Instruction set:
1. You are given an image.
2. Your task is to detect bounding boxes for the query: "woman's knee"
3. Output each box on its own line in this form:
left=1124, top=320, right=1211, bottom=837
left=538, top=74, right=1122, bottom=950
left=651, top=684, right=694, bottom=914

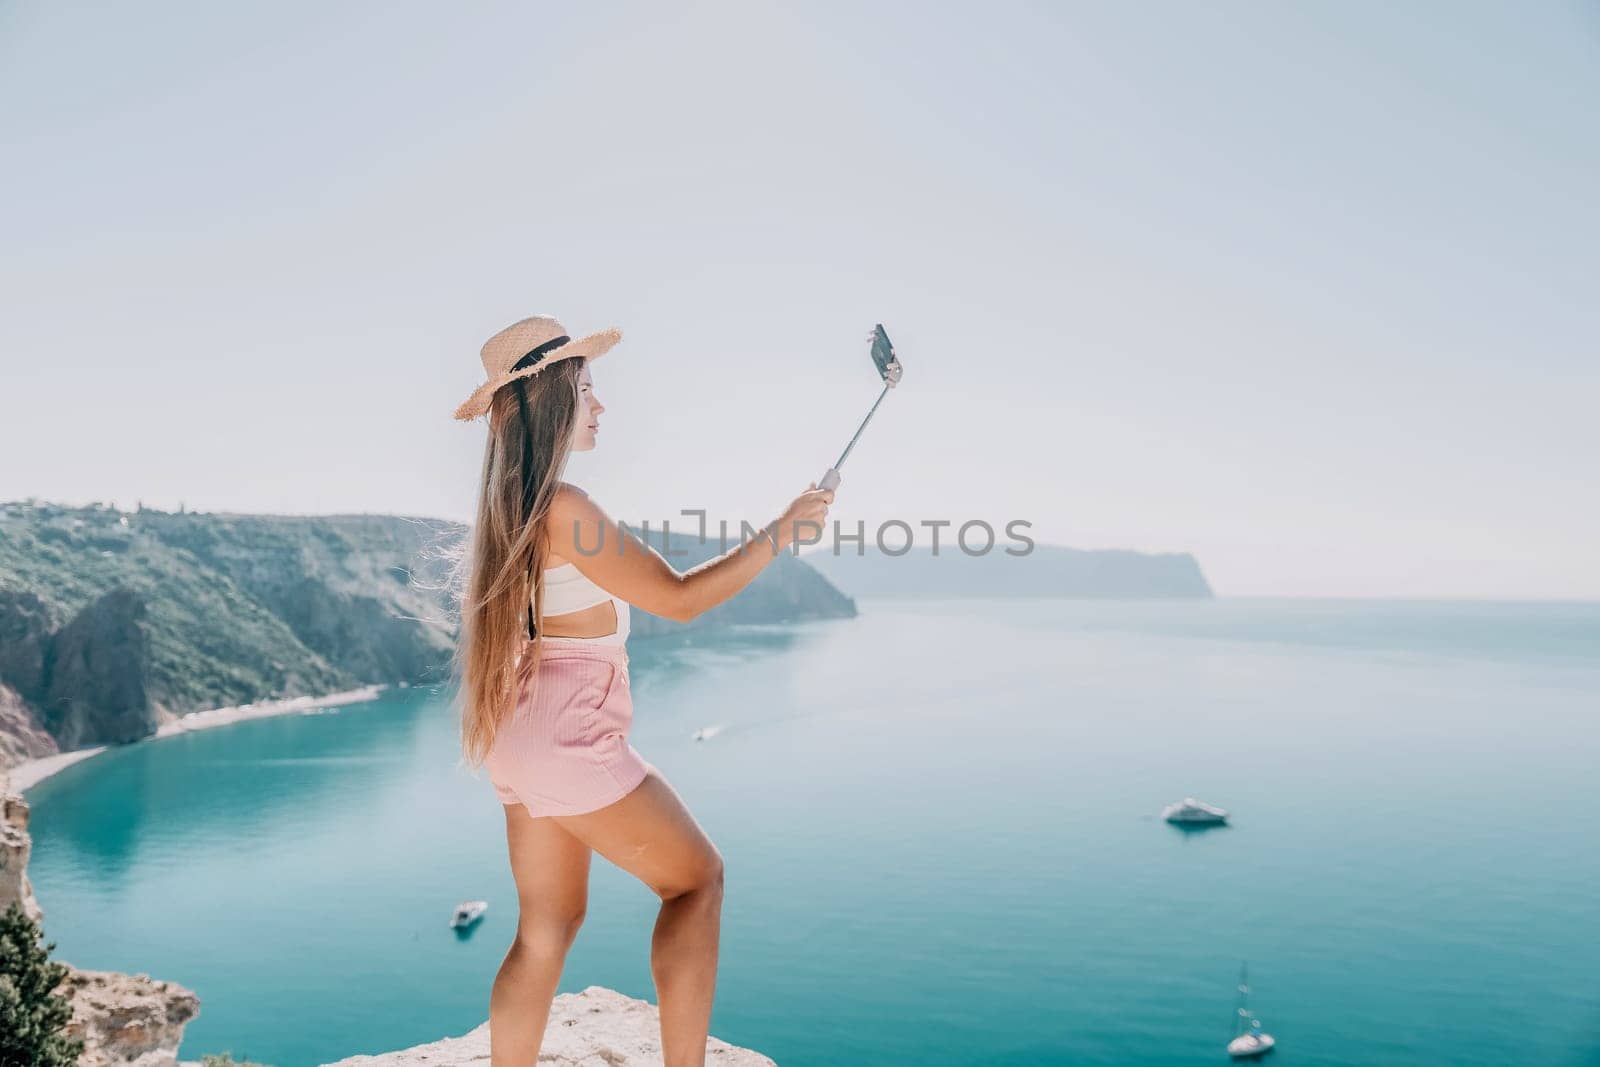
left=658, top=849, right=724, bottom=902
left=514, top=908, right=586, bottom=956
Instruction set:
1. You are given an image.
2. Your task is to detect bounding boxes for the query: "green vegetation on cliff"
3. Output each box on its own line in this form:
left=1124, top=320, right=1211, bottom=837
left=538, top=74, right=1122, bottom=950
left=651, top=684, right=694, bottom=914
left=0, top=503, right=456, bottom=722
left=0, top=500, right=856, bottom=763
left=0, top=901, right=85, bottom=1067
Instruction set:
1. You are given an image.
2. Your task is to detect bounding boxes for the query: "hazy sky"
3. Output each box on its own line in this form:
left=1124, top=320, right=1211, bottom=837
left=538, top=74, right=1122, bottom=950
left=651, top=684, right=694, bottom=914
left=3, top=2, right=1595, bottom=598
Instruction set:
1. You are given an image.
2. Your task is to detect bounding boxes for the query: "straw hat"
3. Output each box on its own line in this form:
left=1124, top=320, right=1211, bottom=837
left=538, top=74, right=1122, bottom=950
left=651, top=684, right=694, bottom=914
left=453, top=314, right=622, bottom=421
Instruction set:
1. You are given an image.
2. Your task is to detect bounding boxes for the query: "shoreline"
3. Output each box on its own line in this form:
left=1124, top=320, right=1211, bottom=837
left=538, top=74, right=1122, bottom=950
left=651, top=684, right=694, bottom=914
left=3, top=683, right=394, bottom=795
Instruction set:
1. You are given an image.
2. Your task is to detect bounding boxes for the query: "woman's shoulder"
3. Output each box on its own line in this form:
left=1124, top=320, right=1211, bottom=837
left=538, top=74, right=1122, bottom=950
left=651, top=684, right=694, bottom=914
left=550, top=481, right=621, bottom=528
left=549, top=481, right=595, bottom=513
left=544, top=483, right=593, bottom=571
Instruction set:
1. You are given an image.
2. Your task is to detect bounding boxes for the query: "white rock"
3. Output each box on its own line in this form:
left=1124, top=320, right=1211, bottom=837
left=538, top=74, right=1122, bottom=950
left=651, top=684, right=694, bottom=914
left=322, top=984, right=777, bottom=1066
left=60, top=965, right=201, bottom=1067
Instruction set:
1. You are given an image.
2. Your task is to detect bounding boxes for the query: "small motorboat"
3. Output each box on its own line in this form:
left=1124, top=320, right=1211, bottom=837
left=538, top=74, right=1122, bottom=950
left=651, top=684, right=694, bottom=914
left=1226, top=962, right=1276, bottom=1059
left=692, top=725, right=724, bottom=742
left=449, top=900, right=488, bottom=929
left=1162, top=796, right=1228, bottom=824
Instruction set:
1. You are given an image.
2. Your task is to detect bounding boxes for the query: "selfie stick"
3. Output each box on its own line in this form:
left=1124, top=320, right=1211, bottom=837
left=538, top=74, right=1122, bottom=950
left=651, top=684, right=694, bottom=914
left=818, top=324, right=903, bottom=492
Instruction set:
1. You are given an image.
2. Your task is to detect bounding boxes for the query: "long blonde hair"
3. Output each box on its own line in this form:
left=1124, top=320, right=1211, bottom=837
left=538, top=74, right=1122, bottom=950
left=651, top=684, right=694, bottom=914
left=451, top=358, right=584, bottom=768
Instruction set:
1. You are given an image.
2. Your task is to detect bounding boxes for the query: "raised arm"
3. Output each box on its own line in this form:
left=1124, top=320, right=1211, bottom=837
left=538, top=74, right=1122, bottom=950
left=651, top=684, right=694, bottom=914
left=545, top=482, right=835, bottom=624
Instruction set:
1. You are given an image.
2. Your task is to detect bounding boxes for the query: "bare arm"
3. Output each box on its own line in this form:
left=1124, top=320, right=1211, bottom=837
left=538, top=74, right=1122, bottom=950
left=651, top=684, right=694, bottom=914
left=545, top=483, right=835, bottom=624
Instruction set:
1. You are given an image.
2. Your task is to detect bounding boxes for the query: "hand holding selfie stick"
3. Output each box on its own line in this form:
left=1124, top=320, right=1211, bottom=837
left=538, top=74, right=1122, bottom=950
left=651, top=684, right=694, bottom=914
left=818, top=324, right=903, bottom=492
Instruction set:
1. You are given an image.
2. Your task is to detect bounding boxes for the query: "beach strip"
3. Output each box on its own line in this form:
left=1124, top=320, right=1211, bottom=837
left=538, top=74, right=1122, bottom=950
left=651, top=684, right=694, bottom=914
left=4, top=683, right=393, bottom=794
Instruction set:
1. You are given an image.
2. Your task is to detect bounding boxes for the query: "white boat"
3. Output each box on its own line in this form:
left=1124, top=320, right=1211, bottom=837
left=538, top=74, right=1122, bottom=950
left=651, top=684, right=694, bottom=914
left=1227, top=1032, right=1276, bottom=1060
left=449, top=900, right=488, bottom=929
left=1226, top=962, right=1276, bottom=1059
left=1162, top=796, right=1228, bottom=824
left=692, top=725, right=724, bottom=742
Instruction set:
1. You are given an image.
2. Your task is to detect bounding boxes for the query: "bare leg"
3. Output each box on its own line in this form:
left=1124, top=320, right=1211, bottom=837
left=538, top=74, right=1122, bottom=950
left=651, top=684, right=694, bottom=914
left=555, top=767, right=725, bottom=1067
left=490, top=803, right=592, bottom=1065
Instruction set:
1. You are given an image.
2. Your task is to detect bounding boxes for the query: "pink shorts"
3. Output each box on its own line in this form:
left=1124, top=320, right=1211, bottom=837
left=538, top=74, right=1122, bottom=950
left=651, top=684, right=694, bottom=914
left=484, top=638, right=655, bottom=817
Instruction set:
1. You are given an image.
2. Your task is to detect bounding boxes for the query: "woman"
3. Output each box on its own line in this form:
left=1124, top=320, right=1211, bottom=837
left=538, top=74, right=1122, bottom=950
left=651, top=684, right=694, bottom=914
left=449, top=314, right=835, bottom=1066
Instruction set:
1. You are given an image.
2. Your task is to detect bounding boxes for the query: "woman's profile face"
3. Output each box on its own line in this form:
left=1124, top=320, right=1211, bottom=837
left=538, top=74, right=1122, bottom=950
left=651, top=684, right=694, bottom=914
left=571, top=363, right=605, bottom=451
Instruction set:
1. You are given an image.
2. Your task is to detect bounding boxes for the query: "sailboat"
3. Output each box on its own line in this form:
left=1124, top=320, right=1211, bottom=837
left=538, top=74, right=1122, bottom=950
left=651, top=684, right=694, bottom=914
left=1226, top=962, right=1276, bottom=1059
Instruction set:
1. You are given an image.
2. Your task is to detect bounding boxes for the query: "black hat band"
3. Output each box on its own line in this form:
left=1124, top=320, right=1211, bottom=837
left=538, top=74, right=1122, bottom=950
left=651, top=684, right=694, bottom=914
left=511, top=335, right=571, bottom=373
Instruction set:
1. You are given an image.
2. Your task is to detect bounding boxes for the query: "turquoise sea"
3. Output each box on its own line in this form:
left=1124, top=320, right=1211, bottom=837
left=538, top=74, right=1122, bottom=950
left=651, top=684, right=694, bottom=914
left=24, top=598, right=1600, bottom=1066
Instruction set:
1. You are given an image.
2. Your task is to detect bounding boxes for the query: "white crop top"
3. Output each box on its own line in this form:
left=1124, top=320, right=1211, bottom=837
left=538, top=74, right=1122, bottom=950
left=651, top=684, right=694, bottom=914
left=535, top=562, right=630, bottom=646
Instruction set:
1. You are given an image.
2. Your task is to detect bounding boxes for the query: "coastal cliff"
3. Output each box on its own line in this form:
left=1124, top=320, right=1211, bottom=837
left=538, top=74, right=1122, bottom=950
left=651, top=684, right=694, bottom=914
left=1, top=791, right=41, bottom=922
left=0, top=500, right=856, bottom=773
left=0, top=502, right=457, bottom=769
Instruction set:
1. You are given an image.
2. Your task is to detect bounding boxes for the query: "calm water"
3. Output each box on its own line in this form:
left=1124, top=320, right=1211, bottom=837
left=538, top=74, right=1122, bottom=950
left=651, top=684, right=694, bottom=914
left=25, top=599, right=1600, bottom=1066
